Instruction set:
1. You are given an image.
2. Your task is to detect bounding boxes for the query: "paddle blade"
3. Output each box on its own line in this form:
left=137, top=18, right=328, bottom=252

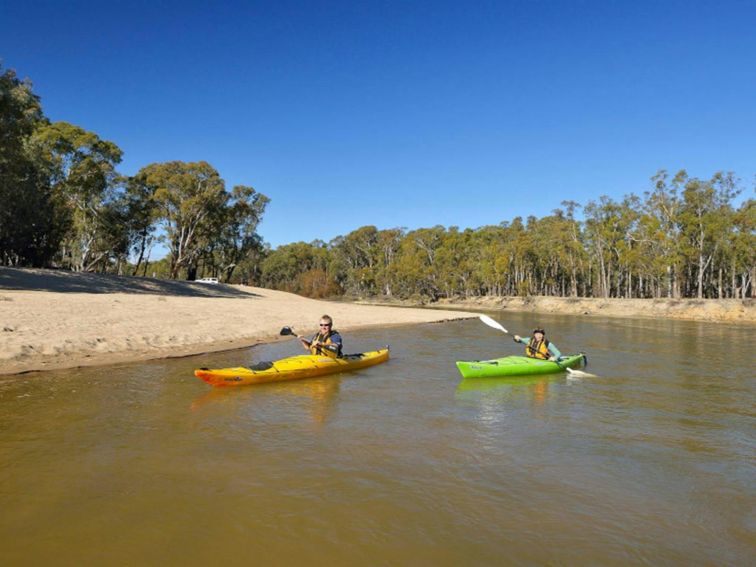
left=566, top=368, right=597, bottom=379
left=280, top=326, right=294, bottom=336
left=478, top=314, right=508, bottom=334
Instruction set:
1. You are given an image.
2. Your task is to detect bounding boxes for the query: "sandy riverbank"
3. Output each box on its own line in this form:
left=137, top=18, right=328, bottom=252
left=0, top=267, right=476, bottom=376
left=428, top=295, right=755, bottom=323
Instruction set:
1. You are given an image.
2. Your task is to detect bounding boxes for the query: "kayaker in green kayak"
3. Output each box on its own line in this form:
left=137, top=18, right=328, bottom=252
left=513, top=328, right=562, bottom=361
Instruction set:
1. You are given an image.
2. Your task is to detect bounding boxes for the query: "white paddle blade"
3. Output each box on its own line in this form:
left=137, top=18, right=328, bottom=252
left=566, top=368, right=596, bottom=378
left=478, top=314, right=508, bottom=334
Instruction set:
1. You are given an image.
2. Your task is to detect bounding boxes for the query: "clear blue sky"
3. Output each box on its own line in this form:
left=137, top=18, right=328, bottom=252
left=3, top=0, right=755, bottom=248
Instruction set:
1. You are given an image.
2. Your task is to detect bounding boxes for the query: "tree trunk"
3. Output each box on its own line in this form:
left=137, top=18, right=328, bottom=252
left=718, top=268, right=723, bottom=298
left=132, top=231, right=148, bottom=276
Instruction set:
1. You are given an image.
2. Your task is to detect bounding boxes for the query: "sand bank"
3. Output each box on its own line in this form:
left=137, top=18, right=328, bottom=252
left=430, top=295, right=755, bottom=323
left=0, top=267, right=476, bottom=376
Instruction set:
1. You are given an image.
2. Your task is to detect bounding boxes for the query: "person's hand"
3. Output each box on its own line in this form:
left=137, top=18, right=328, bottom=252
left=548, top=356, right=557, bottom=362
left=514, top=334, right=521, bottom=342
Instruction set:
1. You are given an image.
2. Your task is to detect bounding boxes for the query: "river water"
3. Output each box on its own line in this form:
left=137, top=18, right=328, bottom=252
left=1, top=312, right=754, bottom=565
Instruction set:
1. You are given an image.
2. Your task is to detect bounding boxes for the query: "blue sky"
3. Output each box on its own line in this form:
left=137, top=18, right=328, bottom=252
left=3, top=0, right=755, bottom=249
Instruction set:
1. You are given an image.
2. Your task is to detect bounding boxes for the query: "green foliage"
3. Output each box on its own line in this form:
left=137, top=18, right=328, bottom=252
left=0, top=65, right=63, bottom=266
left=259, top=171, right=753, bottom=301
left=0, top=63, right=751, bottom=299
left=261, top=241, right=337, bottom=295
left=206, top=185, right=270, bottom=282
left=131, top=162, right=270, bottom=282
left=28, top=121, right=124, bottom=271
left=0, top=63, right=269, bottom=280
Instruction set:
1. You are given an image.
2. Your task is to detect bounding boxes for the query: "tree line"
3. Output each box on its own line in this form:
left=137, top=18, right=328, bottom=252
left=260, top=172, right=753, bottom=300
left=0, top=65, right=268, bottom=282
left=2, top=64, right=753, bottom=300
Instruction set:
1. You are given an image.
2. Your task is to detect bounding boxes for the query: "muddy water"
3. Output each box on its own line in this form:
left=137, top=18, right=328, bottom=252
left=1, top=313, right=754, bottom=565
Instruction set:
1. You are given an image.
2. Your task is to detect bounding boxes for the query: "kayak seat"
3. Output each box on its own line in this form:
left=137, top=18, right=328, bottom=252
left=248, top=361, right=274, bottom=371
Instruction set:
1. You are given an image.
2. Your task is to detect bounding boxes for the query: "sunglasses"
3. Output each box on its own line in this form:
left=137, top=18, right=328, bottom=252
left=320, top=323, right=331, bottom=327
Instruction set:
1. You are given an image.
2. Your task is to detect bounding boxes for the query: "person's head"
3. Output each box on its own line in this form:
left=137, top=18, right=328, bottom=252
left=532, top=328, right=545, bottom=340
left=319, top=315, right=333, bottom=332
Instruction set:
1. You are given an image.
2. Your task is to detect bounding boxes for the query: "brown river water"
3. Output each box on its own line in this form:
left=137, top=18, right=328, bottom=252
left=1, top=312, right=754, bottom=566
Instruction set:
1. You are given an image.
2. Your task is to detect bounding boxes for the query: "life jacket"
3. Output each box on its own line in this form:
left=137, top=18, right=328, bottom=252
left=310, top=329, right=342, bottom=358
left=525, top=337, right=550, bottom=360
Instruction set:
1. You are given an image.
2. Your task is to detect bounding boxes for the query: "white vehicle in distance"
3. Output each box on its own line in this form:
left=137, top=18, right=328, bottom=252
left=195, top=277, right=219, bottom=284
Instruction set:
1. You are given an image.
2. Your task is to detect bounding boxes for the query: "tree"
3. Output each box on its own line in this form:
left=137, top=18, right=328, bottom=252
left=331, top=226, right=381, bottom=296
left=729, top=198, right=755, bottom=298
left=0, top=65, right=63, bottom=266
left=394, top=226, right=446, bottom=300
left=641, top=171, right=685, bottom=297
left=206, top=185, right=270, bottom=283
left=138, top=161, right=227, bottom=279
left=123, top=173, right=161, bottom=276
left=260, top=241, right=337, bottom=296
left=27, top=121, right=124, bottom=271
left=375, top=228, right=404, bottom=296
left=679, top=172, right=740, bottom=298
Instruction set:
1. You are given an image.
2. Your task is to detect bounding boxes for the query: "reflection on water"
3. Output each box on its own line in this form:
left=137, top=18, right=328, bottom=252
left=456, top=374, right=559, bottom=408
left=0, top=314, right=754, bottom=565
left=191, top=377, right=341, bottom=427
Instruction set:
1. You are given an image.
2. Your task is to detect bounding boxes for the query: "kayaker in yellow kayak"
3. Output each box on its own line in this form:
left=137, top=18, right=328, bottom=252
left=299, top=315, right=343, bottom=358
left=513, top=328, right=562, bottom=361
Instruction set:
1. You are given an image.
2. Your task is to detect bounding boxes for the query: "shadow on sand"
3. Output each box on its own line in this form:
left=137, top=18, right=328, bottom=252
left=0, top=267, right=260, bottom=298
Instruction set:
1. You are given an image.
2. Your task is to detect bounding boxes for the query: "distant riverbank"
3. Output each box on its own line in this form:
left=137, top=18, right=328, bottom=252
left=354, top=295, right=755, bottom=324
left=0, top=267, right=476, bottom=376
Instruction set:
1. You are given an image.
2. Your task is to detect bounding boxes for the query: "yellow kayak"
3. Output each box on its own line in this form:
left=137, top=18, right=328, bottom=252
left=194, top=348, right=390, bottom=387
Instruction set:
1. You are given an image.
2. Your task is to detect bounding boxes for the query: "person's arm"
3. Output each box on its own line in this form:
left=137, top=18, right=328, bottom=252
left=300, top=335, right=313, bottom=351
left=513, top=335, right=528, bottom=345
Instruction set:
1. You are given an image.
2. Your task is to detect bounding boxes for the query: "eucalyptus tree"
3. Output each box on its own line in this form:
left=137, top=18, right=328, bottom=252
left=232, top=240, right=270, bottom=286
left=204, top=185, right=270, bottom=282
left=123, top=172, right=161, bottom=276
left=27, top=121, right=124, bottom=271
left=729, top=198, right=755, bottom=298
left=434, top=227, right=478, bottom=298
left=294, top=240, right=339, bottom=298
left=678, top=172, right=740, bottom=298
left=482, top=218, right=528, bottom=297
left=583, top=196, right=636, bottom=298
left=393, top=226, right=446, bottom=299
left=471, top=225, right=509, bottom=297
left=375, top=228, right=404, bottom=296
left=260, top=241, right=335, bottom=295
left=640, top=170, right=686, bottom=297
left=330, top=226, right=382, bottom=296
left=558, top=201, right=586, bottom=297
left=0, top=66, right=62, bottom=266
left=137, top=161, right=227, bottom=279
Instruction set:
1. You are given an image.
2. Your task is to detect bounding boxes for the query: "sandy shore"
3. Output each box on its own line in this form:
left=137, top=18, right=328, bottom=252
left=431, top=295, right=755, bottom=323
left=0, top=267, right=476, bottom=376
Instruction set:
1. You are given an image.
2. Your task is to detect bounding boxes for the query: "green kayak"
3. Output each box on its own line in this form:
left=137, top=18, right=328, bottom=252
left=455, top=353, right=586, bottom=379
